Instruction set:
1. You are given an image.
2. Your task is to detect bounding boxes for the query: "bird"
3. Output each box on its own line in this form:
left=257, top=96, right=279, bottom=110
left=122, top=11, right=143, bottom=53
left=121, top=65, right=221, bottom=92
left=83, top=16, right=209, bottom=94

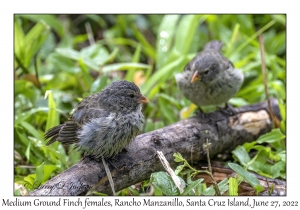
left=175, top=40, right=244, bottom=113
left=45, top=80, right=149, bottom=159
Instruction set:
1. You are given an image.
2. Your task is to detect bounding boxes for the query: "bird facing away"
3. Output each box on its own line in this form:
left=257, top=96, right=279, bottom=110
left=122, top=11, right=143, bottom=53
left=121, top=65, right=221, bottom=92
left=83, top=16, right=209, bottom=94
left=45, top=80, right=149, bottom=159
left=175, top=40, right=244, bottom=108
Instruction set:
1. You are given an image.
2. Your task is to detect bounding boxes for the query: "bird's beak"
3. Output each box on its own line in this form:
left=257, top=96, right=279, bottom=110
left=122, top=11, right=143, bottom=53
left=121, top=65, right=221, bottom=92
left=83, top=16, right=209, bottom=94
left=137, top=95, right=149, bottom=104
left=191, top=70, right=201, bottom=83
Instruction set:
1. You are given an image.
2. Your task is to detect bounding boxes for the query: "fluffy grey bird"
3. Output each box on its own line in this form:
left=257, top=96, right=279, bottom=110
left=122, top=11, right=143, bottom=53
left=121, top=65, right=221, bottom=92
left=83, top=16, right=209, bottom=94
left=175, top=40, right=244, bottom=110
left=45, top=80, right=149, bottom=159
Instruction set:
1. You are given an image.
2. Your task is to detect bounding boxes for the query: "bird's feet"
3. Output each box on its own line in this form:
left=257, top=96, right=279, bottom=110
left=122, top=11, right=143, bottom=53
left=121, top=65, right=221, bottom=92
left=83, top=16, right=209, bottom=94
left=194, top=107, right=207, bottom=118
left=217, top=103, right=239, bottom=122
left=217, top=103, right=237, bottom=115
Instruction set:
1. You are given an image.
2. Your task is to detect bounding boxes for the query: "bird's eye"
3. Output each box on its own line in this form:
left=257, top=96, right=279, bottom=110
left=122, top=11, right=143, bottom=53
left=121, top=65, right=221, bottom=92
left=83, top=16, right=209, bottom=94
left=129, top=93, right=135, bottom=98
left=203, top=70, right=209, bottom=75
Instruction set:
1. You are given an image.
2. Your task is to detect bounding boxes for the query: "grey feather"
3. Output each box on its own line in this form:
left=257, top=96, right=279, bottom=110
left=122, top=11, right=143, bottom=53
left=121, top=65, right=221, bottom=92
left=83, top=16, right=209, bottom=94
left=175, top=40, right=244, bottom=107
left=45, top=80, right=147, bottom=159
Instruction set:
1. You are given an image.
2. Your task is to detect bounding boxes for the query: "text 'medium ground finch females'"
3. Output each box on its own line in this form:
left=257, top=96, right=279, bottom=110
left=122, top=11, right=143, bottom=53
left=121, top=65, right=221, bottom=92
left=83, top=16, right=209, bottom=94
left=175, top=40, right=244, bottom=112
left=45, top=80, right=149, bottom=159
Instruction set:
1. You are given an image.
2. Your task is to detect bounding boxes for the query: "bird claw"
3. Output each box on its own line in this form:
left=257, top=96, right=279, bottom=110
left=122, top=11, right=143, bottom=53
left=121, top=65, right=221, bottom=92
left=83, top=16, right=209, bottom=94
left=218, top=103, right=239, bottom=122
left=195, top=110, right=221, bottom=136
left=194, top=107, right=205, bottom=115
left=217, top=103, right=236, bottom=115
left=104, top=158, right=121, bottom=171
left=104, top=148, right=128, bottom=171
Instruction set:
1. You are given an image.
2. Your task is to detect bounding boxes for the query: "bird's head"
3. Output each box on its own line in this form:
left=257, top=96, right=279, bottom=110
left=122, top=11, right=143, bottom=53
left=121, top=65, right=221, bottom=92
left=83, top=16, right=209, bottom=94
left=101, top=80, right=149, bottom=112
left=189, top=53, right=221, bottom=84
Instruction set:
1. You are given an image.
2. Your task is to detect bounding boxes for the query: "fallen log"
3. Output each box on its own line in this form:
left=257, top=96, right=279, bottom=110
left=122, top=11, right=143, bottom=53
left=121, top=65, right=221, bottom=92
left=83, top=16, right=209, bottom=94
left=30, top=98, right=282, bottom=196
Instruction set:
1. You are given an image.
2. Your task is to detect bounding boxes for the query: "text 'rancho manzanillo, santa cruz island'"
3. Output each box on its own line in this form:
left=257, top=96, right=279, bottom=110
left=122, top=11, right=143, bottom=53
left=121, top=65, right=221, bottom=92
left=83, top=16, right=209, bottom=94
left=2, top=198, right=298, bottom=208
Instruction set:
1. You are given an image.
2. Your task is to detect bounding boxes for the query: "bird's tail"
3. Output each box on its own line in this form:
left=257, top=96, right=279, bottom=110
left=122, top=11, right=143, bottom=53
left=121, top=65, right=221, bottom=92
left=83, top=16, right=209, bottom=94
left=45, top=124, right=64, bottom=145
left=45, top=121, right=79, bottom=146
left=204, top=40, right=223, bottom=52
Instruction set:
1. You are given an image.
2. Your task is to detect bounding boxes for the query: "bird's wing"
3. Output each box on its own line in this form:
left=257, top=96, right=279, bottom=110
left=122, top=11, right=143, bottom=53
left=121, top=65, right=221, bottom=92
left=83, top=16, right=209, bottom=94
left=45, top=102, right=110, bottom=146
left=71, top=107, right=110, bottom=125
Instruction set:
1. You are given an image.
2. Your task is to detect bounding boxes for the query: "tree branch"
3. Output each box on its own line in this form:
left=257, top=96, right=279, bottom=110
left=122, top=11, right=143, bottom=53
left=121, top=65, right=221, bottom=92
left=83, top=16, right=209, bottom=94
left=30, top=98, right=282, bottom=196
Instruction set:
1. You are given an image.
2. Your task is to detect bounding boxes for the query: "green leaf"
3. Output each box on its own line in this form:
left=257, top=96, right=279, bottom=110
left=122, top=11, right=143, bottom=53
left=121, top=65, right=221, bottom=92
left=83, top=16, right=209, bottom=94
left=228, top=97, right=249, bottom=107
left=34, top=162, right=45, bottom=187
left=270, top=80, right=286, bottom=100
left=103, top=47, right=119, bottom=64
left=25, top=142, right=31, bottom=161
left=228, top=162, right=264, bottom=194
left=174, top=15, right=207, bottom=55
left=158, top=97, right=177, bottom=124
left=131, top=25, right=156, bottom=60
left=88, top=191, right=107, bottom=196
left=43, top=165, right=58, bottom=181
left=256, top=129, right=285, bottom=144
left=173, top=152, right=185, bottom=162
left=14, top=80, right=27, bottom=96
left=154, top=121, right=164, bottom=130
left=278, top=100, right=286, bottom=122
left=85, top=14, right=106, bottom=28
left=144, top=119, right=154, bottom=132
left=153, top=187, right=163, bottom=196
left=203, top=185, right=215, bottom=196
left=229, top=177, right=239, bottom=196
left=278, top=151, right=286, bottom=162
left=74, top=34, right=89, bottom=44
left=232, top=19, right=276, bottom=56
left=78, top=58, right=94, bottom=91
left=181, top=179, right=203, bottom=195
left=271, top=161, right=286, bottom=179
left=218, top=178, right=229, bottom=194
left=175, top=165, right=184, bottom=175
left=80, top=57, right=99, bottom=71
left=142, top=56, right=187, bottom=97
left=56, top=48, right=80, bottom=60
left=47, top=52, right=79, bottom=73
left=16, top=131, right=46, bottom=166
left=125, top=44, right=142, bottom=81
left=80, top=43, right=110, bottom=66
left=196, top=183, right=207, bottom=195
left=225, top=23, right=240, bottom=57
left=20, top=121, right=44, bottom=140
left=247, top=151, right=285, bottom=179
left=156, top=15, right=180, bottom=69
left=252, top=146, right=280, bottom=162
left=101, top=62, right=150, bottom=73
left=271, top=14, right=286, bottom=26
left=14, top=189, right=21, bottom=196
left=232, top=145, right=251, bottom=166
left=24, top=174, right=36, bottom=190
left=243, top=141, right=258, bottom=152
left=23, top=21, right=50, bottom=67
left=128, top=187, right=140, bottom=196
left=20, top=14, right=64, bottom=37
left=90, top=74, right=108, bottom=93
left=150, top=172, right=179, bottom=196
left=14, top=18, right=25, bottom=64
left=44, top=90, right=59, bottom=131
left=157, top=93, right=181, bottom=109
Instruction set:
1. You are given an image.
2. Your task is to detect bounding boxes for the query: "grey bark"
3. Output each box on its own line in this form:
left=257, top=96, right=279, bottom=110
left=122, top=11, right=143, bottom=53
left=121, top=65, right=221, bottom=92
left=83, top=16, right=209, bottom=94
left=30, top=98, right=282, bottom=196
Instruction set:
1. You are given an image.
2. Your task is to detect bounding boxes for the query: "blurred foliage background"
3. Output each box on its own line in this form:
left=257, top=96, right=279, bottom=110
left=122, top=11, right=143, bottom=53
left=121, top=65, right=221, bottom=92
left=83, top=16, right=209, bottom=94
left=14, top=14, right=286, bottom=195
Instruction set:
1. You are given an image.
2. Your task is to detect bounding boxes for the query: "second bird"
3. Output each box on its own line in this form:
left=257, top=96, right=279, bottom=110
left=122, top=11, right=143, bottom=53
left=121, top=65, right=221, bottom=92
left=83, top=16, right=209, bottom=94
left=175, top=40, right=244, bottom=110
